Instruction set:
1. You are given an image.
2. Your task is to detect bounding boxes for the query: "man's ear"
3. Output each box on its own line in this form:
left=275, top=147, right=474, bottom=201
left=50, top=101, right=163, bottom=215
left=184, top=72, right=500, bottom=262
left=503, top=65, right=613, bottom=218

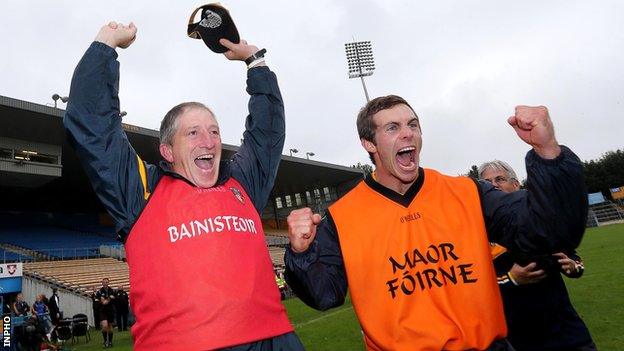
left=361, top=138, right=377, bottom=154
left=159, top=143, right=174, bottom=163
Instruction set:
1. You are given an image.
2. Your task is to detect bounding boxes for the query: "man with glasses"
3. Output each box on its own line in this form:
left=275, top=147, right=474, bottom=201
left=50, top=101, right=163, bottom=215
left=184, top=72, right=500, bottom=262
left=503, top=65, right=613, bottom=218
left=478, top=162, right=521, bottom=193
left=479, top=160, right=596, bottom=351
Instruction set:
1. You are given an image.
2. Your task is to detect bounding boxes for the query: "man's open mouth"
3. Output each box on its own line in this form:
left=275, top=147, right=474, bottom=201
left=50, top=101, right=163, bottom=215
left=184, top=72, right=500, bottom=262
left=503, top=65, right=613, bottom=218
left=194, top=154, right=214, bottom=170
left=396, top=146, right=416, bottom=169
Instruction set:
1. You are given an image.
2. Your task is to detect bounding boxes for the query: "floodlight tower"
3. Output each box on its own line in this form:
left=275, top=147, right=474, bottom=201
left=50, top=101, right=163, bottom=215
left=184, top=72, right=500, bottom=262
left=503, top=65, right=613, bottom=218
left=344, top=41, right=375, bottom=102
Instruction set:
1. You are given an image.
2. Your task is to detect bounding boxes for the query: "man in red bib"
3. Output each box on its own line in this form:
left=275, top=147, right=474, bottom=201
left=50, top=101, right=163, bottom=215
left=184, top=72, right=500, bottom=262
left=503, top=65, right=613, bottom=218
left=65, top=22, right=303, bottom=350
left=285, top=95, right=587, bottom=350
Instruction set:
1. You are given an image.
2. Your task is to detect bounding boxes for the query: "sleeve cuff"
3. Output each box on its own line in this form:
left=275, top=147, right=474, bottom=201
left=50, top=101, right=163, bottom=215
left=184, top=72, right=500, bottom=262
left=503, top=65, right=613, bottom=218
left=246, top=66, right=277, bottom=95
left=507, top=271, right=520, bottom=286
left=285, top=241, right=318, bottom=270
left=89, top=41, right=119, bottom=59
left=526, top=145, right=574, bottom=167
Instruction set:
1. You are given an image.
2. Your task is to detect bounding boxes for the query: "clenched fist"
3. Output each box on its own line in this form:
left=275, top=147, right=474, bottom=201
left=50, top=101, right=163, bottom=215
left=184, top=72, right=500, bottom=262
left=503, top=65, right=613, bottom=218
left=508, top=105, right=561, bottom=159
left=287, top=208, right=322, bottom=253
left=95, top=21, right=137, bottom=49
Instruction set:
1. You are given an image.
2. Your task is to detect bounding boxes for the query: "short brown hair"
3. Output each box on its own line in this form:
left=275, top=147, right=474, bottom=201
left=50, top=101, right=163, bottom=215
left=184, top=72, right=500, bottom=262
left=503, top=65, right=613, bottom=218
left=356, top=95, right=418, bottom=164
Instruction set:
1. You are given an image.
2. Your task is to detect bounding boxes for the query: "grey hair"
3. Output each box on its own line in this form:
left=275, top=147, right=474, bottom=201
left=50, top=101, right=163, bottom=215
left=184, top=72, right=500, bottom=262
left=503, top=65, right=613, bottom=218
left=159, top=102, right=214, bottom=145
left=477, top=160, right=518, bottom=180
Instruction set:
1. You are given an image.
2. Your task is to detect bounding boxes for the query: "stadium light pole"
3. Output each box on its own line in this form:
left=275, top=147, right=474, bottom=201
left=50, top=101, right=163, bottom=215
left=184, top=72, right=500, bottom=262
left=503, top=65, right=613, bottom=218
left=289, top=148, right=299, bottom=156
left=52, top=94, right=69, bottom=108
left=344, top=41, right=375, bottom=102
left=306, top=152, right=315, bottom=160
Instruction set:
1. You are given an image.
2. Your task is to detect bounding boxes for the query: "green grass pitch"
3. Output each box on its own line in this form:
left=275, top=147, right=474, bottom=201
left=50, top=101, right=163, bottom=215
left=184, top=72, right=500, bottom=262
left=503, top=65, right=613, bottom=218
left=70, top=223, right=623, bottom=350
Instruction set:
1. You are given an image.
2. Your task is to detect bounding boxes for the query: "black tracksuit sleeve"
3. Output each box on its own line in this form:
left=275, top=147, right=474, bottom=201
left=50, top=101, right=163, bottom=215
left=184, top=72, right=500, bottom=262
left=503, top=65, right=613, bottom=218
left=480, top=145, right=588, bottom=255
left=284, top=213, right=348, bottom=311
left=229, top=66, right=285, bottom=213
left=63, top=42, right=160, bottom=240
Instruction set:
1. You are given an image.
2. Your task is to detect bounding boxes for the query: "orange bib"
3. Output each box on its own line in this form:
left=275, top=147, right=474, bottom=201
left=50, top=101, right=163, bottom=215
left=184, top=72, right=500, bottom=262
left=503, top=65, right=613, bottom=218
left=329, top=169, right=506, bottom=350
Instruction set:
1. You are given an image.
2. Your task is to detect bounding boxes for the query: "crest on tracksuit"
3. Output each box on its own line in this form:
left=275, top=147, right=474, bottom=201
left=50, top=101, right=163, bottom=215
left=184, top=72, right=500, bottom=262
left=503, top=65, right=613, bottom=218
left=230, top=187, right=245, bottom=204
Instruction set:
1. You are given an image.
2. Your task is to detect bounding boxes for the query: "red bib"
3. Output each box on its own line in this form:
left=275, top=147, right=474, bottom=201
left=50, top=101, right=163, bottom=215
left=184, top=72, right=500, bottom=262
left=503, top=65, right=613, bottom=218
left=126, top=176, right=292, bottom=350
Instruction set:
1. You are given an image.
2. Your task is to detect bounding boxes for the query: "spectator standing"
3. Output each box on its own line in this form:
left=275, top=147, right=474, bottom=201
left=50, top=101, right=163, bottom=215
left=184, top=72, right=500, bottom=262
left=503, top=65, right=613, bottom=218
left=47, top=288, right=61, bottom=325
left=91, top=284, right=101, bottom=329
left=114, top=287, right=129, bottom=331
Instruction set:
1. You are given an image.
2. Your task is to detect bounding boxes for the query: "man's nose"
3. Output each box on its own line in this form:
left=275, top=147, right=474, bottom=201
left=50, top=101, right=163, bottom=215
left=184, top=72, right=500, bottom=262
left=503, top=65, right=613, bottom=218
left=400, top=125, right=415, bottom=138
left=199, top=132, right=216, bottom=148
left=490, top=181, right=500, bottom=190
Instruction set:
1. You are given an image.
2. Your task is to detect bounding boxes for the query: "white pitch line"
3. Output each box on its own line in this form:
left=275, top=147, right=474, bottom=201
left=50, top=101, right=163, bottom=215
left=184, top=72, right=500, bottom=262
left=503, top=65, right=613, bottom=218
left=294, top=306, right=355, bottom=328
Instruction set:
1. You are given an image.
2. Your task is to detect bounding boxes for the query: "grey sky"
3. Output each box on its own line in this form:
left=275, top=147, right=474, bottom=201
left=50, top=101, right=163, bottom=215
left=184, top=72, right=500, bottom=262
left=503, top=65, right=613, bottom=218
left=2, top=0, right=623, bottom=180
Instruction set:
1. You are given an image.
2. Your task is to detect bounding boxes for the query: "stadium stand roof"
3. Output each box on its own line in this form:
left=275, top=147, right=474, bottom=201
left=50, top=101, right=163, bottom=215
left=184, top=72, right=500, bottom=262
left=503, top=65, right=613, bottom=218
left=0, top=95, right=364, bottom=214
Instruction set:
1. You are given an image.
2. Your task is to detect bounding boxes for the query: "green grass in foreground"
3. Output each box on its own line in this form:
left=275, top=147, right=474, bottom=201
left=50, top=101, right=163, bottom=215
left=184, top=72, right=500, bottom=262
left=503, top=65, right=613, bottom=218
left=66, top=330, right=133, bottom=351
left=284, top=295, right=364, bottom=350
left=565, top=223, right=624, bottom=350
left=69, top=223, right=623, bottom=350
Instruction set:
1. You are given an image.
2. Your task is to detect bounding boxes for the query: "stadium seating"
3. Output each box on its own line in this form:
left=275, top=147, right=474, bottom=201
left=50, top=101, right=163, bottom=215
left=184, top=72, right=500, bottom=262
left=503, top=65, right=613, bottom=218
left=264, top=229, right=289, bottom=245
left=587, top=201, right=624, bottom=227
left=268, top=246, right=286, bottom=267
left=24, top=258, right=129, bottom=295
left=0, top=247, right=32, bottom=263
left=0, top=224, right=119, bottom=259
left=24, top=249, right=288, bottom=296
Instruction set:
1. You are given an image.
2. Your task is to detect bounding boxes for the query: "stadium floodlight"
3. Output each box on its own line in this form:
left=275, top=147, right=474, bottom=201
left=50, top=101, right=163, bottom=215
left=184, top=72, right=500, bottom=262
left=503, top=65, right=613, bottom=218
left=289, top=148, right=299, bottom=156
left=119, top=111, right=128, bottom=117
left=344, top=41, right=375, bottom=102
left=52, top=94, right=69, bottom=108
left=306, top=152, right=315, bottom=160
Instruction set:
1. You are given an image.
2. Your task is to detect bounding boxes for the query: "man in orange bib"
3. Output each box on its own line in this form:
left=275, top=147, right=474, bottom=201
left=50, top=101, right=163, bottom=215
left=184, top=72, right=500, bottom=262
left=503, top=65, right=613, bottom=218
left=284, top=95, right=587, bottom=350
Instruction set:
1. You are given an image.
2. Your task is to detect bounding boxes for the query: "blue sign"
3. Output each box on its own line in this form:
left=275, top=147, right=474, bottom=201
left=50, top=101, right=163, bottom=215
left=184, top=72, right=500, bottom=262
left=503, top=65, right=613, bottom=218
left=0, top=277, right=22, bottom=294
left=587, top=192, right=606, bottom=205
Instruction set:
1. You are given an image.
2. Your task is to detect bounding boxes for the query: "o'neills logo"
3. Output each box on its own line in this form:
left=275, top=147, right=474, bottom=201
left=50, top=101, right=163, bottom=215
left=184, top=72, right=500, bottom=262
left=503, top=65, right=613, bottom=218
left=168, top=215, right=257, bottom=243
left=385, top=242, right=478, bottom=299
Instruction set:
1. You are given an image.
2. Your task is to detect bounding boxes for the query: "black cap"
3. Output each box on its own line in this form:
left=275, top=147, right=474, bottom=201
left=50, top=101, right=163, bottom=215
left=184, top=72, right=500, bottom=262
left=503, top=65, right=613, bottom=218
left=187, top=3, right=240, bottom=53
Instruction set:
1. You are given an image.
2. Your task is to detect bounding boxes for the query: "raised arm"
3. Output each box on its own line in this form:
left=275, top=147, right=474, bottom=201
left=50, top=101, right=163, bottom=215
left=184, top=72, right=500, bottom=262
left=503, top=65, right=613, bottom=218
left=63, top=22, right=159, bottom=240
left=219, top=39, right=285, bottom=212
left=481, top=106, right=587, bottom=255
